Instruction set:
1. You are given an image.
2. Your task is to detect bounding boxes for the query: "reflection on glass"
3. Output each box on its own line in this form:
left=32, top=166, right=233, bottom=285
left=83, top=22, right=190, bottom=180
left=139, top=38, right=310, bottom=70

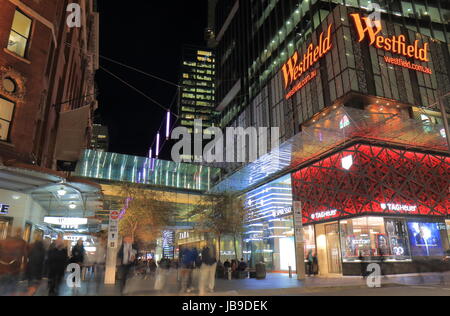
left=340, top=217, right=412, bottom=262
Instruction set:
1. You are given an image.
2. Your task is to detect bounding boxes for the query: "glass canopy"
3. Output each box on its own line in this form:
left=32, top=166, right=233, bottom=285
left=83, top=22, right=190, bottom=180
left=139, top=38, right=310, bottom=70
left=211, top=106, right=449, bottom=193
left=75, top=150, right=222, bottom=192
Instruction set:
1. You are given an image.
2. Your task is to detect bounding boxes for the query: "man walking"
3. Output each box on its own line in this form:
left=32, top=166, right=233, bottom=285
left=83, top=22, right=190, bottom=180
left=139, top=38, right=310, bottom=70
left=117, top=236, right=138, bottom=295
left=199, top=243, right=217, bottom=296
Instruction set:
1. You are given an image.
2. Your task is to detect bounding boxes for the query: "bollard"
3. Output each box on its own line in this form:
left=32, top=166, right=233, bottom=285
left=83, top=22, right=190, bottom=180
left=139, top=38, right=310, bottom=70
left=289, top=266, right=293, bottom=278
left=227, top=268, right=232, bottom=280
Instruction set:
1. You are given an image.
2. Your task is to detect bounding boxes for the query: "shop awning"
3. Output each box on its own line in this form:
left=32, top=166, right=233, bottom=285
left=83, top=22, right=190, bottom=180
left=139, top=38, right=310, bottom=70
left=0, top=162, right=103, bottom=218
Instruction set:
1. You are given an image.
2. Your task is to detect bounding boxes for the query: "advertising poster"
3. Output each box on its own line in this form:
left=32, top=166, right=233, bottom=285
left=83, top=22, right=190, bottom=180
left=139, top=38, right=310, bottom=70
left=407, top=222, right=444, bottom=257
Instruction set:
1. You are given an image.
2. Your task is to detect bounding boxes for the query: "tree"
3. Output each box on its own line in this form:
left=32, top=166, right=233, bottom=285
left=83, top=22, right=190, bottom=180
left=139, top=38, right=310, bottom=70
left=117, top=183, right=174, bottom=244
left=189, top=193, right=248, bottom=261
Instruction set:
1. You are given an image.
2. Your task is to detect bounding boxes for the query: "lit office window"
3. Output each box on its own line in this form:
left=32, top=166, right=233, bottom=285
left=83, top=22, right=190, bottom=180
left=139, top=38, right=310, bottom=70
left=7, top=10, right=32, bottom=58
left=0, top=97, right=15, bottom=141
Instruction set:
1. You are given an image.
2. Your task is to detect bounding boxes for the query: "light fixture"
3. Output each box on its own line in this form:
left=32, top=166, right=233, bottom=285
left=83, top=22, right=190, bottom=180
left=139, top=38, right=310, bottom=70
left=342, top=155, right=354, bottom=170
left=166, top=111, right=171, bottom=139
left=69, top=203, right=77, bottom=210
left=156, top=132, right=160, bottom=158
left=57, top=188, right=67, bottom=196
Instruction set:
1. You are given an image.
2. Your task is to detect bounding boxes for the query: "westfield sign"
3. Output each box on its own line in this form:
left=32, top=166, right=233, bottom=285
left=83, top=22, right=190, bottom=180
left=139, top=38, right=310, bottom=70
left=281, top=24, right=332, bottom=97
left=350, top=13, right=429, bottom=62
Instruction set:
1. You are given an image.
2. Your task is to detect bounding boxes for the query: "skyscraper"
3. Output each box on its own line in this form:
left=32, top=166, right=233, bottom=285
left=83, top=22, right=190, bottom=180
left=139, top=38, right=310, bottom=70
left=179, top=46, right=217, bottom=161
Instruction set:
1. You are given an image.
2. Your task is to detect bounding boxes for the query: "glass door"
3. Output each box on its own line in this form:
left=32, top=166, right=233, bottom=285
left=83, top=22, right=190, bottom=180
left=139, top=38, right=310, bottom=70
left=0, top=218, right=11, bottom=240
left=325, top=223, right=342, bottom=274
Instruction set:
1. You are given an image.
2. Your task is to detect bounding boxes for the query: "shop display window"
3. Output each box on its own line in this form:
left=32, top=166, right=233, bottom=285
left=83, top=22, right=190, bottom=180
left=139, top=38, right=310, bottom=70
left=303, top=225, right=316, bottom=260
left=340, top=217, right=412, bottom=262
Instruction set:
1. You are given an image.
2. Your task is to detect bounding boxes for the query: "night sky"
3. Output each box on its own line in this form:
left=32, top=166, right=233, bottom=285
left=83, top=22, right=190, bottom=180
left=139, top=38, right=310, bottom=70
left=96, top=1, right=208, bottom=160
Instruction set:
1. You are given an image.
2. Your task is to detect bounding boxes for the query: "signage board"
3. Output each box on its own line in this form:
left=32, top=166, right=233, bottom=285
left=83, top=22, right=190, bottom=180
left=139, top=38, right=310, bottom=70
left=0, top=204, right=10, bottom=215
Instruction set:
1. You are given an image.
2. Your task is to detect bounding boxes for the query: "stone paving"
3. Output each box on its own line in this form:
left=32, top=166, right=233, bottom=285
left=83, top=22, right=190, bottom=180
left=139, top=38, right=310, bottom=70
left=28, top=271, right=450, bottom=296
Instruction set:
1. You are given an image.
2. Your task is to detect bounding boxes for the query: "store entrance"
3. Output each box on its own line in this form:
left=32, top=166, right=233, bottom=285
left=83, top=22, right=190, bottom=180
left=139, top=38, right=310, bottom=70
left=325, top=223, right=342, bottom=275
left=316, top=221, right=342, bottom=276
left=0, top=217, right=12, bottom=240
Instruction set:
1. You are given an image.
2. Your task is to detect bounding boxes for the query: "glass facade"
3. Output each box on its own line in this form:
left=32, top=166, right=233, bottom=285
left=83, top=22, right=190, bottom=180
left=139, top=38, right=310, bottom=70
left=74, top=150, right=221, bottom=191
left=243, top=174, right=295, bottom=271
left=340, top=217, right=412, bottom=262
left=214, top=0, right=450, bottom=136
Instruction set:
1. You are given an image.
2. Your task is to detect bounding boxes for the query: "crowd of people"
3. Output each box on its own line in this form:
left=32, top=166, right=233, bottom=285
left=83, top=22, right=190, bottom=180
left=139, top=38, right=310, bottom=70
left=0, top=229, right=107, bottom=296
left=1, top=230, right=254, bottom=296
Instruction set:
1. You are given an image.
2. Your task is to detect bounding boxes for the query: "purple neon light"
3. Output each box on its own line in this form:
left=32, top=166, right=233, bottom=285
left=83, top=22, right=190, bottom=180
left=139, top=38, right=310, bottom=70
left=166, top=111, right=171, bottom=139
left=156, top=132, right=160, bottom=157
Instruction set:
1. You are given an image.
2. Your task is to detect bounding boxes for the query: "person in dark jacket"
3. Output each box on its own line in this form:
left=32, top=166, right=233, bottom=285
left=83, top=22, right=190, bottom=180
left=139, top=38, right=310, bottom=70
left=26, top=232, right=46, bottom=288
left=47, top=237, right=68, bottom=296
left=199, top=244, right=217, bottom=295
left=70, top=239, right=85, bottom=265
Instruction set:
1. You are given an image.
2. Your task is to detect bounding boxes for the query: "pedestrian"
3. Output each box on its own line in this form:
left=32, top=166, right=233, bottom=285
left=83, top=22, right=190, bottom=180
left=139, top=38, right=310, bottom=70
left=94, top=238, right=107, bottom=291
left=117, top=236, right=138, bottom=295
left=238, top=258, right=247, bottom=272
left=180, top=246, right=195, bottom=293
left=223, top=259, right=231, bottom=279
left=307, top=250, right=314, bottom=276
left=0, top=228, right=28, bottom=296
left=47, top=237, right=68, bottom=296
left=359, top=251, right=366, bottom=279
left=71, top=239, right=85, bottom=265
left=26, top=232, right=46, bottom=290
left=199, top=243, right=217, bottom=295
left=155, top=257, right=170, bottom=292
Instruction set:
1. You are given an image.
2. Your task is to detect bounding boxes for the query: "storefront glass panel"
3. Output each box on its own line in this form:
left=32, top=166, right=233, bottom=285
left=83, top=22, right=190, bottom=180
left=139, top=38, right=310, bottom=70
left=340, top=217, right=412, bottom=262
left=243, top=174, right=294, bottom=271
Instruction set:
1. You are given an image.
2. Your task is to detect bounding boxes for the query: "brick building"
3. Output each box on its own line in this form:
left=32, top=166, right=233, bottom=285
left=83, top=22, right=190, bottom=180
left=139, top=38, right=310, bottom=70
left=0, top=0, right=99, bottom=169
left=0, top=1, right=102, bottom=240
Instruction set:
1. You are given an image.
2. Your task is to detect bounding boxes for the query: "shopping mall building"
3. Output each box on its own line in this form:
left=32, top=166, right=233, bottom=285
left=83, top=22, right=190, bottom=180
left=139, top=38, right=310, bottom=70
left=210, top=2, right=450, bottom=275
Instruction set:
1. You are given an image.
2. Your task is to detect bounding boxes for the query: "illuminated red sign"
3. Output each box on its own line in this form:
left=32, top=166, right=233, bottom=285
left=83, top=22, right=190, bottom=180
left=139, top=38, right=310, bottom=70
left=281, top=24, right=332, bottom=93
left=350, top=13, right=429, bottom=62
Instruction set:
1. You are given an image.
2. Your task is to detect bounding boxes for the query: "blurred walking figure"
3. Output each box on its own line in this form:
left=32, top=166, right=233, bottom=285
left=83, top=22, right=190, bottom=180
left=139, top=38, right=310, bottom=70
left=359, top=252, right=366, bottom=279
left=0, top=228, right=28, bottom=296
left=155, top=257, right=170, bottom=292
left=26, top=232, right=46, bottom=291
left=94, top=238, right=107, bottom=291
left=199, top=243, right=217, bottom=296
left=47, top=237, right=68, bottom=296
left=180, top=246, right=198, bottom=293
left=117, top=236, right=138, bottom=295
left=307, top=250, right=314, bottom=277
left=71, top=239, right=85, bottom=265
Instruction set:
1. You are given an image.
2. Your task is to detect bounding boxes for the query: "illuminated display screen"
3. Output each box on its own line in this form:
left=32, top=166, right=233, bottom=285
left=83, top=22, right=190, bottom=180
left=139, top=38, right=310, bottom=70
left=407, top=222, right=445, bottom=257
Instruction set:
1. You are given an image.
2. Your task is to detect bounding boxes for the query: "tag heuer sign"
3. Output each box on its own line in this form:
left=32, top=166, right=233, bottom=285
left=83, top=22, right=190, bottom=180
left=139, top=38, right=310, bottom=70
left=0, top=204, right=10, bottom=215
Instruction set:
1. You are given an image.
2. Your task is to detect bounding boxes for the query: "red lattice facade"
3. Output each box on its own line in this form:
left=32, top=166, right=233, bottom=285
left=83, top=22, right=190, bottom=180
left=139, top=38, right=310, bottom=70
left=292, top=144, right=450, bottom=224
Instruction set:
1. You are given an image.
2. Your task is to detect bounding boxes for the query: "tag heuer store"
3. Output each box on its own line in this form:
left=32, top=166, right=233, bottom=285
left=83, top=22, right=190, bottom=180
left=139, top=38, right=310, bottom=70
left=292, top=143, right=450, bottom=276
